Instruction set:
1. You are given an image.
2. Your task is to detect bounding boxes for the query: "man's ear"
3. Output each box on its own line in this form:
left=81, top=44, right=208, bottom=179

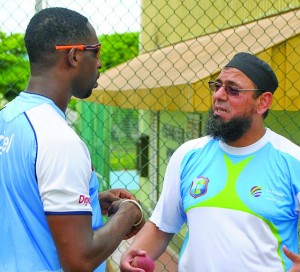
left=68, top=48, right=79, bottom=65
left=257, top=92, right=273, bottom=115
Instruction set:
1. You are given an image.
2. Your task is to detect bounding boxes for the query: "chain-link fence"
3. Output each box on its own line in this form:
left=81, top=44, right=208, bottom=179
left=1, top=1, right=300, bottom=271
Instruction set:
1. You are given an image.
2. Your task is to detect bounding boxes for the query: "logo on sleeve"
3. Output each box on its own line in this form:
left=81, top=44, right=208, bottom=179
left=190, top=176, right=209, bottom=198
left=78, top=195, right=91, bottom=206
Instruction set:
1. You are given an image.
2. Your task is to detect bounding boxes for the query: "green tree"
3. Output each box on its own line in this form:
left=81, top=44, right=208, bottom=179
left=99, top=32, right=139, bottom=72
left=0, top=31, right=29, bottom=103
left=0, top=31, right=139, bottom=106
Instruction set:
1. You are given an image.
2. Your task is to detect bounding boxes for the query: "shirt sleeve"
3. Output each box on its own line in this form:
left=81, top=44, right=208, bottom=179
left=27, top=104, right=93, bottom=214
left=149, top=140, right=199, bottom=233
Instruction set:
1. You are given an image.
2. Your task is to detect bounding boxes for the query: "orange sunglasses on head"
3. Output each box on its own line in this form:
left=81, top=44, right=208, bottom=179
left=55, top=42, right=101, bottom=59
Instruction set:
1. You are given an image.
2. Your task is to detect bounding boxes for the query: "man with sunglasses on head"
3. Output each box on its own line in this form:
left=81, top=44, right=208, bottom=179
left=0, top=7, right=145, bottom=272
left=120, top=52, right=300, bottom=272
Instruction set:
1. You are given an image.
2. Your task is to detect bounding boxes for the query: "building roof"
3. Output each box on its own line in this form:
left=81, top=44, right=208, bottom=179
left=87, top=9, right=300, bottom=111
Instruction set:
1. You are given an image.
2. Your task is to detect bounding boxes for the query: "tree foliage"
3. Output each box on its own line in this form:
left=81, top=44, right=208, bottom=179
left=99, top=32, right=139, bottom=72
left=0, top=31, right=139, bottom=105
left=0, top=31, right=29, bottom=102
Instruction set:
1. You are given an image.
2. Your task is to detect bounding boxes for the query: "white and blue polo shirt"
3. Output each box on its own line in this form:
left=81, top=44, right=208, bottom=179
left=0, top=92, right=105, bottom=272
left=150, top=129, right=300, bottom=272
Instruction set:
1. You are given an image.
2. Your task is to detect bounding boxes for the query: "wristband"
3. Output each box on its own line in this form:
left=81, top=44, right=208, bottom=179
left=119, top=199, right=144, bottom=226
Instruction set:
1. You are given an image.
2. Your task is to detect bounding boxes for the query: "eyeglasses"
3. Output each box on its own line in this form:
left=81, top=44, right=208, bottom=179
left=208, top=81, right=264, bottom=96
left=55, top=43, right=101, bottom=59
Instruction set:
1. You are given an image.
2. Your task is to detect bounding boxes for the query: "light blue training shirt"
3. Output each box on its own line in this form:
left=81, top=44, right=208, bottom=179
left=0, top=92, right=105, bottom=272
left=150, top=129, right=300, bottom=272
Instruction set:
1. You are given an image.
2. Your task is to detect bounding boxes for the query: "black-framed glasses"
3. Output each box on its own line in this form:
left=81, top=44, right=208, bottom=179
left=55, top=42, right=101, bottom=59
left=208, top=81, right=264, bottom=96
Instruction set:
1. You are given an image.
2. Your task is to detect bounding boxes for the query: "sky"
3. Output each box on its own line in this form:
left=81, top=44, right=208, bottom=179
left=0, top=0, right=141, bottom=35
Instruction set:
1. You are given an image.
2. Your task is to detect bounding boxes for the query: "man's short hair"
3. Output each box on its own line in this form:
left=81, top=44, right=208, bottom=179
left=25, top=7, right=91, bottom=64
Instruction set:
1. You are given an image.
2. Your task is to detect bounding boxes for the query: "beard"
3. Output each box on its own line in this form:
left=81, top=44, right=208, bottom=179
left=204, top=108, right=252, bottom=143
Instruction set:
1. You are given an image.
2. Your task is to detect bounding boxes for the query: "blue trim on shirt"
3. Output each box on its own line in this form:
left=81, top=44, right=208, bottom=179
left=45, top=211, right=93, bottom=215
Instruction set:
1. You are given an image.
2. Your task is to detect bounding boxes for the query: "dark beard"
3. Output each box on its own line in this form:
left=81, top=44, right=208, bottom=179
left=204, top=108, right=252, bottom=143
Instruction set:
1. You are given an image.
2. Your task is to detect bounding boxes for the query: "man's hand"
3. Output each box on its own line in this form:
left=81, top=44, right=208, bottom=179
left=99, top=189, right=145, bottom=238
left=98, top=188, right=136, bottom=215
left=120, top=249, right=148, bottom=272
left=283, top=245, right=300, bottom=272
left=107, top=198, right=145, bottom=240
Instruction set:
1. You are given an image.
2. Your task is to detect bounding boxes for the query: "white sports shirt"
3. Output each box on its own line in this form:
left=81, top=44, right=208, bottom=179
left=150, top=129, right=300, bottom=272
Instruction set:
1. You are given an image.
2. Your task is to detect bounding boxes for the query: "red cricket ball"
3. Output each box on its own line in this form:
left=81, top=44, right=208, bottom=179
left=131, top=255, right=155, bottom=272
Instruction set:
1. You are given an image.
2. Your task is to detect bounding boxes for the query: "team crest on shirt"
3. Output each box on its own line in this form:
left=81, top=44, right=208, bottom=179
left=190, top=176, right=209, bottom=198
